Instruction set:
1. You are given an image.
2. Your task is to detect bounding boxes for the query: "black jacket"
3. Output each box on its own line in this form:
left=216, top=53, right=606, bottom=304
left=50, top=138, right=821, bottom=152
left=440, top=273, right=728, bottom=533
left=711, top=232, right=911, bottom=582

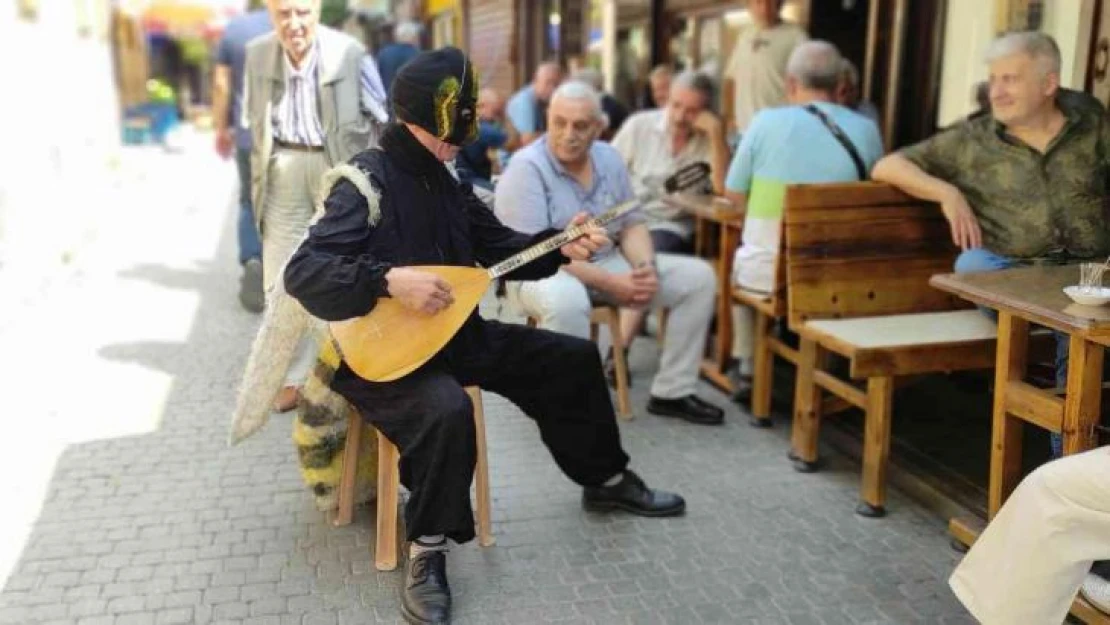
left=284, top=123, right=566, bottom=354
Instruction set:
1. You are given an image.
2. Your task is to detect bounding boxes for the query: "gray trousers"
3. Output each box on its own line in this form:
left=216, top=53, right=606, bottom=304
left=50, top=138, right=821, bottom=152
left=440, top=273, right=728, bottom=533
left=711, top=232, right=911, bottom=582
left=261, top=148, right=330, bottom=386
left=507, top=252, right=715, bottom=399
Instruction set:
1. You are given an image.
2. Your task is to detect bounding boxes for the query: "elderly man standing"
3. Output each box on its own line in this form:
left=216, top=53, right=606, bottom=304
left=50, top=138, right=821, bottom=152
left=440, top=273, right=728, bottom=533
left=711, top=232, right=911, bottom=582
left=507, top=61, right=563, bottom=146
left=727, top=41, right=883, bottom=405
left=723, top=0, right=807, bottom=138
left=496, top=82, right=724, bottom=426
left=244, top=0, right=387, bottom=411
left=871, top=31, right=1110, bottom=454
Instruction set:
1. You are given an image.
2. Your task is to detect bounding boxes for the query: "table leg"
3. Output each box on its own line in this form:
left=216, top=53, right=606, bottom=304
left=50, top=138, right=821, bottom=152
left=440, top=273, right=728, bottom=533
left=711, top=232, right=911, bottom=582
left=988, top=311, right=1028, bottom=518
left=1062, top=334, right=1103, bottom=455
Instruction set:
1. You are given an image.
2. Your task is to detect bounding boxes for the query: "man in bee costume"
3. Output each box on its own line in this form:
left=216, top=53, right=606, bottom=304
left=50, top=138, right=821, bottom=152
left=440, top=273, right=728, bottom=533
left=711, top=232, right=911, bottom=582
left=281, top=47, right=686, bottom=624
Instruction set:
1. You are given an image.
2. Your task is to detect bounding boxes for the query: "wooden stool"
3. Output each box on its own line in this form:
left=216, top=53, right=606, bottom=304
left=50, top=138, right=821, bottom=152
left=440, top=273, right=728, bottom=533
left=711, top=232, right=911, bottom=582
left=332, top=386, right=494, bottom=571
left=526, top=306, right=632, bottom=420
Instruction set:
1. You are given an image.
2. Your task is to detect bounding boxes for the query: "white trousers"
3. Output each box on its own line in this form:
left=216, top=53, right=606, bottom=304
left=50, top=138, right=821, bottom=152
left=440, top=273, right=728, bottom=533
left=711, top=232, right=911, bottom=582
left=507, top=252, right=716, bottom=399
left=949, top=446, right=1110, bottom=625
left=261, top=148, right=329, bottom=386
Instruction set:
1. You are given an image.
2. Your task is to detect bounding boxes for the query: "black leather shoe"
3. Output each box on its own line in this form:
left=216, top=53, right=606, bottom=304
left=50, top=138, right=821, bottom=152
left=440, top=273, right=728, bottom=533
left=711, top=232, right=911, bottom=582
left=583, top=470, right=685, bottom=517
left=400, top=550, right=451, bottom=624
left=646, top=395, right=724, bottom=425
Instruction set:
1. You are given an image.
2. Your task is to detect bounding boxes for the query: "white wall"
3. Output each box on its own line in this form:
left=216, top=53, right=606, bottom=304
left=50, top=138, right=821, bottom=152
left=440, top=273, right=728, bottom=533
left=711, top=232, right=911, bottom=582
left=0, top=3, right=120, bottom=271
left=936, top=1, right=995, bottom=127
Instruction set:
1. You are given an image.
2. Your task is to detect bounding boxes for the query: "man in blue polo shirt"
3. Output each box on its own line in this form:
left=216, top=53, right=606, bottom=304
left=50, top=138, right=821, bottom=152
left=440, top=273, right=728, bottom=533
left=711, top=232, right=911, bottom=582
left=496, top=81, right=723, bottom=426
left=725, top=40, right=883, bottom=400
left=506, top=61, right=563, bottom=146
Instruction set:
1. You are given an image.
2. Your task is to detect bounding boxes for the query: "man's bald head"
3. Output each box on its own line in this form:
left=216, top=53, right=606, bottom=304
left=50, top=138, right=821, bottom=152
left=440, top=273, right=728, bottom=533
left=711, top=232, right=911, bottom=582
left=533, top=62, right=563, bottom=102
left=478, top=88, right=505, bottom=120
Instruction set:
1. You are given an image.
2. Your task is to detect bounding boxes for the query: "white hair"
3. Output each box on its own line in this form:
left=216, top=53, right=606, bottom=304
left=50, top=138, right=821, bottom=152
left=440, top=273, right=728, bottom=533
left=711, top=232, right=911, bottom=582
left=394, top=20, right=420, bottom=44
left=985, top=31, right=1061, bottom=77
left=550, top=80, right=606, bottom=121
left=785, top=40, right=843, bottom=92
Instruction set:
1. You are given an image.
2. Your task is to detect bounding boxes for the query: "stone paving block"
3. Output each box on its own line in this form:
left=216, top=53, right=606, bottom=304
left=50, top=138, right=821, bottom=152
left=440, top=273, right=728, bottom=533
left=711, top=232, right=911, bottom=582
left=0, top=150, right=990, bottom=625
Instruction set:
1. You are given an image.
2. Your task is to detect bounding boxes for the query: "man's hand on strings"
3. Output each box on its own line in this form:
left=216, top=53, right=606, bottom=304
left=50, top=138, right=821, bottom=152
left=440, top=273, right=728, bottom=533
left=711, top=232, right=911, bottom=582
left=560, top=212, right=609, bottom=261
left=386, top=267, right=455, bottom=315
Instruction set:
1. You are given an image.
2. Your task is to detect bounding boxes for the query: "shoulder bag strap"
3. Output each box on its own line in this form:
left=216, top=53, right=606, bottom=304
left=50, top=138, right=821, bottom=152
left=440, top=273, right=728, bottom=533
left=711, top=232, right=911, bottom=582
left=803, top=104, right=867, bottom=181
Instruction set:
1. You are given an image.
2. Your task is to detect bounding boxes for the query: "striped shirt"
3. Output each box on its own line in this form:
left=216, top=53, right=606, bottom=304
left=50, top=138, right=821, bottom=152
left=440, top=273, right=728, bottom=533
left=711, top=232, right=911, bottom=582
left=272, top=43, right=388, bottom=147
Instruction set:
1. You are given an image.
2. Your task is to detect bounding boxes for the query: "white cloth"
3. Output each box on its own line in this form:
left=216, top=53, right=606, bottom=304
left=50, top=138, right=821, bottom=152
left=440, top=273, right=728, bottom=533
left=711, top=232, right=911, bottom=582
left=949, top=447, right=1110, bottom=625
left=261, top=148, right=330, bottom=385
left=506, top=252, right=715, bottom=399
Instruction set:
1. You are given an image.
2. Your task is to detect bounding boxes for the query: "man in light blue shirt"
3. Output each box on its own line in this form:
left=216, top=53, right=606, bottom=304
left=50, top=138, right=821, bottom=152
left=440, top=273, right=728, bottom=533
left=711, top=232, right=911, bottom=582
left=506, top=61, right=563, bottom=146
left=724, top=40, right=883, bottom=398
left=497, top=81, right=724, bottom=426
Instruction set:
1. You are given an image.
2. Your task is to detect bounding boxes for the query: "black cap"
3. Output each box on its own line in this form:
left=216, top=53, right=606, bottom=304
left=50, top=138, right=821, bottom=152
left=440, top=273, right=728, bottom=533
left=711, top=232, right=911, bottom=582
left=390, top=47, right=478, bottom=146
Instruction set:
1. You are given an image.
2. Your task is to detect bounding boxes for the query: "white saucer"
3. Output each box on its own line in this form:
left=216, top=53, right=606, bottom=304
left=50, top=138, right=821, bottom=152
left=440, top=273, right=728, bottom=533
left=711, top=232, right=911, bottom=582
left=1063, top=285, right=1110, bottom=306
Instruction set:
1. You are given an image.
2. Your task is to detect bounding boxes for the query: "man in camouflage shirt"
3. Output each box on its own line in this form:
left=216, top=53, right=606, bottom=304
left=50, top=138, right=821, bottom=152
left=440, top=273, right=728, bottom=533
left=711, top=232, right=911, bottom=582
left=872, top=31, right=1110, bottom=455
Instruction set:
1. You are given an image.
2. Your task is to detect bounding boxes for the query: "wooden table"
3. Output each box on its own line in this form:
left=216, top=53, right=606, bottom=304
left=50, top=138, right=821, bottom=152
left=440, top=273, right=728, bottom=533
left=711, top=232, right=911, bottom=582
left=931, top=264, right=1110, bottom=623
left=663, top=193, right=745, bottom=393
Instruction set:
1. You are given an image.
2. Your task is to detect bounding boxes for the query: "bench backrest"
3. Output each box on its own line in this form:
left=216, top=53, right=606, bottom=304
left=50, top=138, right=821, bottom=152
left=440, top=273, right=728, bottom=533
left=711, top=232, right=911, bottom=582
left=783, top=182, right=968, bottom=327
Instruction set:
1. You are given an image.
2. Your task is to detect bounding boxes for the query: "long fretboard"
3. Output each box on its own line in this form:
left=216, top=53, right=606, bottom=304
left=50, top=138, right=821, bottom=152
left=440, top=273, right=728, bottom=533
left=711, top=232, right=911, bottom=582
left=487, top=198, right=640, bottom=279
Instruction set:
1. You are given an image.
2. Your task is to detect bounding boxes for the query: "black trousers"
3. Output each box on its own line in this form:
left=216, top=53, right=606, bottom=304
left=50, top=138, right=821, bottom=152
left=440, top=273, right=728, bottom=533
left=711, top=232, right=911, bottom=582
left=331, top=320, right=630, bottom=544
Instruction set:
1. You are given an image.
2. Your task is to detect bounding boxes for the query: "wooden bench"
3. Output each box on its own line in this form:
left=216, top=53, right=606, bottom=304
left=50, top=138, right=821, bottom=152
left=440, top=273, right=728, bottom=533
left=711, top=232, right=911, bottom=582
left=783, top=182, right=998, bottom=517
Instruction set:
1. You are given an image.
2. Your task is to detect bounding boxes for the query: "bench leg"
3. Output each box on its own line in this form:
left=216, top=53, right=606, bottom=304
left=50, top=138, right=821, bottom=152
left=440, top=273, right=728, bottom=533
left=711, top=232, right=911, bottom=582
left=858, top=375, right=894, bottom=518
left=467, top=387, right=496, bottom=547
left=332, top=410, right=362, bottom=527
left=790, top=338, right=823, bottom=472
left=375, top=433, right=400, bottom=571
left=750, top=309, right=774, bottom=427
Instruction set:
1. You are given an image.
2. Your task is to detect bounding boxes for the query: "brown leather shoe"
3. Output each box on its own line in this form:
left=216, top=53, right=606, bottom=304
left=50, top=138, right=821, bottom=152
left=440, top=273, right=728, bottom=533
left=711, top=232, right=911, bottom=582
left=273, top=386, right=300, bottom=413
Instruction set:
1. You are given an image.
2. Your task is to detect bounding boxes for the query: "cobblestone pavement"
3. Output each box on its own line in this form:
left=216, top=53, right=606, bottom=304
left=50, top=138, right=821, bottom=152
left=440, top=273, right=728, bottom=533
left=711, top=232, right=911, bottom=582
left=0, top=135, right=977, bottom=625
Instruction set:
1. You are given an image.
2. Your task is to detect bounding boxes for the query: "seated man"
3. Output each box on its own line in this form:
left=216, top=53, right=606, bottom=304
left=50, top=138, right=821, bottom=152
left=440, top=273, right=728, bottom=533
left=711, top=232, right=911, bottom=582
left=871, top=31, right=1110, bottom=454
left=835, top=58, right=880, bottom=124
left=608, top=70, right=729, bottom=384
left=726, top=40, right=883, bottom=398
left=495, top=80, right=724, bottom=426
left=949, top=446, right=1110, bottom=623
left=507, top=61, right=563, bottom=146
left=455, top=87, right=519, bottom=190
left=284, top=49, right=685, bottom=624
left=613, top=70, right=728, bottom=254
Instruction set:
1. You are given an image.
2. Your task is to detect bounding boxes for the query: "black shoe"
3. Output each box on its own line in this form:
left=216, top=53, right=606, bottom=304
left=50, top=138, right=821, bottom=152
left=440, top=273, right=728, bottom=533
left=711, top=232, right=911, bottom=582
left=400, top=549, right=451, bottom=624
left=604, top=347, right=631, bottom=389
left=646, top=395, right=724, bottom=425
left=730, top=376, right=753, bottom=404
left=239, top=258, right=264, bottom=313
left=582, top=470, right=685, bottom=517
